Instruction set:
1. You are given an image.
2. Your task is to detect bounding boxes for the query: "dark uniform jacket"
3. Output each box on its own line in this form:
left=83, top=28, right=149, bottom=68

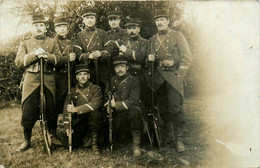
left=15, top=36, right=62, bottom=104
left=53, top=35, right=73, bottom=99
left=63, top=82, right=103, bottom=115
left=121, top=35, right=147, bottom=76
left=106, top=27, right=127, bottom=41
left=106, top=73, right=140, bottom=111
left=74, top=27, right=112, bottom=84
left=148, top=28, right=192, bottom=96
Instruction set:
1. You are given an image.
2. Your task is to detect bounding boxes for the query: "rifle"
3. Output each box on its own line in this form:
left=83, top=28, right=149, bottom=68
left=107, top=56, right=113, bottom=152
left=39, top=57, right=52, bottom=156
left=150, top=56, right=162, bottom=149
left=62, top=44, right=80, bottom=153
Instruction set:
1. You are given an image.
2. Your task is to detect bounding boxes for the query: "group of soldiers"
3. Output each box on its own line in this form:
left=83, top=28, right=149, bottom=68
left=14, top=7, right=192, bottom=157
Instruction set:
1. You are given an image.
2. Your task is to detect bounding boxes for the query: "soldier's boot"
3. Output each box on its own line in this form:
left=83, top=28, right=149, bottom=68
left=132, top=131, right=141, bottom=157
left=16, top=128, right=31, bottom=152
left=50, top=131, right=62, bottom=148
left=165, top=122, right=175, bottom=145
left=91, top=132, right=100, bottom=155
left=174, top=126, right=185, bottom=153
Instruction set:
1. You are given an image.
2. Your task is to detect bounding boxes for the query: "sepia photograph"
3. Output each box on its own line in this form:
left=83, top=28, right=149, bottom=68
left=0, top=0, right=259, bottom=167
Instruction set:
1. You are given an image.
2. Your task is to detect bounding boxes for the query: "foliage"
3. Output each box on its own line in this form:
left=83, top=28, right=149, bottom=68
left=0, top=1, right=200, bottom=106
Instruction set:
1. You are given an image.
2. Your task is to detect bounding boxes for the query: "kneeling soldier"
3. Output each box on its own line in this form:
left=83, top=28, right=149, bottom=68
left=64, top=64, right=103, bottom=155
left=104, top=56, right=143, bottom=157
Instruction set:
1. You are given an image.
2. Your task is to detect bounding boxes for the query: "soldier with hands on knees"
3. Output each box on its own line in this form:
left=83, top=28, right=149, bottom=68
left=15, top=14, right=62, bottom=152
left=104, top=56, right=143, bottom=157
left=147, top=9, right=192, bottom=152
left=64, top=64, right=103, bottom=155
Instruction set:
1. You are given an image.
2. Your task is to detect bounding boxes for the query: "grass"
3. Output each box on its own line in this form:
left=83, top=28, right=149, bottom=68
left=0, top=98, right=236, bottom=168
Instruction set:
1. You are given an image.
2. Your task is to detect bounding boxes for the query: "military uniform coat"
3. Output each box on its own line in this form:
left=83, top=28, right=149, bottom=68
left=15, top=36, right=62, bottom=105
left=106, top=27, right=127, bottom=41
left=53, top=35, right=73, bottom=99
left=106, top=73, right=140, bottom=111
left=63, top=82, right=103, bottom=115
left=148, top=28, right=192, bottom=96
left=121, top=35, right=147, bottom=76
left=74, top=27, right=112, bottom=84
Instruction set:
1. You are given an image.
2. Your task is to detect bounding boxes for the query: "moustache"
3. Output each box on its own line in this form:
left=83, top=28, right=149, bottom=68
left=157, top=24, right=163, bottom=27
left=130, top=33, right=135, bottom=35
left=117, top=70, right=123, bottom=73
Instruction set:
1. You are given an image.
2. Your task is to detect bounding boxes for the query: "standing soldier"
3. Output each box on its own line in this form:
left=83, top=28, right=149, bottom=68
left=106, top=10, right=127, bottom=41
left=118, top=18, right=149, bottom=108
left=104, top=56, right=143, bottom=157
left=74, top=7, right=111, bottom=91
left=147, top=9, right=192, bottom=152
left=64, top=64, right=103, bottom=155
left=15, top=14, right=62, bottom=152
left=52, top=16, right=76, bottom=145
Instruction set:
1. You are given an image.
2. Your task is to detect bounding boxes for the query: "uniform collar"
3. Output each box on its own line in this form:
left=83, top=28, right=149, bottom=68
left=116, top=72, right=129, bottom=80
left=129, top=34, right=140, bottom=41
left=111, top=27, right=121, bottom=33
left=158, top=27, right=171, bottom=35
left=55, top=34, right=67, bottom=40
left=85, top=26, right=96, bottom=32
left=34, top=35, right=46, bottom=40
left=77, top=81, right=91, bottom=89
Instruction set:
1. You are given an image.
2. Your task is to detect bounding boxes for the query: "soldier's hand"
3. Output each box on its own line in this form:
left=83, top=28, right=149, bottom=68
left=111, top=97, right=115, bottom=108
left=119, top=45, right=127, bottom=53
left=93, top=51, right=102, bottom=58
left=88, top=53, right=97, bottom=59
left=35, top=47, right=46, bottom=56
left=148, top=54, right=155, bottom=62
left=67, top=104, right=77, bottom=113
left=69, top=52, right=76, bottom=62
left=162, top=58, right=174, bottom=67
left=37, top=53, right=48, bottom=59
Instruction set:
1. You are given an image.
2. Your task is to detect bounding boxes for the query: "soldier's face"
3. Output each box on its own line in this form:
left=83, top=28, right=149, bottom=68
left=114, top=64, right=128, bottom=77
left=76, top=71, right=90, bottom=85
left=55, top=24, right=68, bottom=37
left=82, top=15, right=96, bottom=28
left=155, top=17, right=169, bottom=31
left=31, top=22, right=46, bottom=37
left=127, top=26, right=140, bottom=38
left=108, top=18, right=121, bottom=29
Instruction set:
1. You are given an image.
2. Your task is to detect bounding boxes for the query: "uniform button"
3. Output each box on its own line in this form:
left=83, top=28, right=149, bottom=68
left=137, top=42, right=139, bottom=43
left=87, top=95, right=88, bottom=96
left=62, top=46, right=64, bottom=49
left=156, top=49, right=158, bottom=51
left=46, top=46, right=48, bottom=48
left=86, top=39, right=88, bottom=41
left=167, top=40, right=169, bottom=42
left=156, top=43, right=158, bottom=44
left=97, top=43, right=99, bottom=45
left=166, top=47, right=168, bottom=49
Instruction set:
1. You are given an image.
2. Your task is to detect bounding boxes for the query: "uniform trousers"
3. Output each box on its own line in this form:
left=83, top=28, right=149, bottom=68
left=22, top=86, right=55, bottom=131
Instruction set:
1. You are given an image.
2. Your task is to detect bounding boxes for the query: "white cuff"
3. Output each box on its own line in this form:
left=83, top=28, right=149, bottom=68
left=122, top=102, right=128, bottom=110
left=85, top=104, right=94, bottom=111
left=132, top=51, right=136, bottom=61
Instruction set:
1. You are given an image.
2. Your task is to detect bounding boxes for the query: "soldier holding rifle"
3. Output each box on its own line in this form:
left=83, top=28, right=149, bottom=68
left=15, top=14, right=62, bottom=152
left=52, top=16, right=77, bottom=146
left=147, top=9, right=192, bottom=152
left=104, top=56, right=143, bottom=157
left=74, top=7, right=112, bottom=91
left=64, top=64, right=103, bottom=155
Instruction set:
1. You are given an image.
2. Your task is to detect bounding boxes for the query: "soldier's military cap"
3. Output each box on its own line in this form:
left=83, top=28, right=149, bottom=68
left=32, top=14, right=46, bottom=24
left=82, top=7, right=97, bottom=17
left=113, top=55, right=128, bottom=65
left=53, top=16, right=68, bottom=26
left=125, top=18, right=141, bottom=27
left=107, top=10, right=121, bottom=19
left=75, top=64, right=90, bottom=73
left=154, top=9, right=169, bottom=19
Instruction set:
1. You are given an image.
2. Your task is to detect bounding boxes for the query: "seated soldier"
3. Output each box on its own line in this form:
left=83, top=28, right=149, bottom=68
left=64, top=64, right=103, bottom=155
left=104, top=56, right=143, bottom=157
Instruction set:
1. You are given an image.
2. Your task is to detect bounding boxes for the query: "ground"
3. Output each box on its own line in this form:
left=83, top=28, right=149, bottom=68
left=0, top=97, right=248, bottom=168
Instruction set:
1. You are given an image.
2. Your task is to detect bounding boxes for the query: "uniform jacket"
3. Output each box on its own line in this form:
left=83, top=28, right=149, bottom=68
left=121, top=35, right=147, bottom=76
left=106, top=27, right=127, bottom=41
left=63, top=82, right=103, bottom=115
left=74, top=27, right=112, bottom=84
left=147, top=28, right=192, bottom=96
left=15, top=36, right=62, bottom=104
left=53, top=35, right=73, bottom=99
left=105, top=73, right=140, bottom=111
